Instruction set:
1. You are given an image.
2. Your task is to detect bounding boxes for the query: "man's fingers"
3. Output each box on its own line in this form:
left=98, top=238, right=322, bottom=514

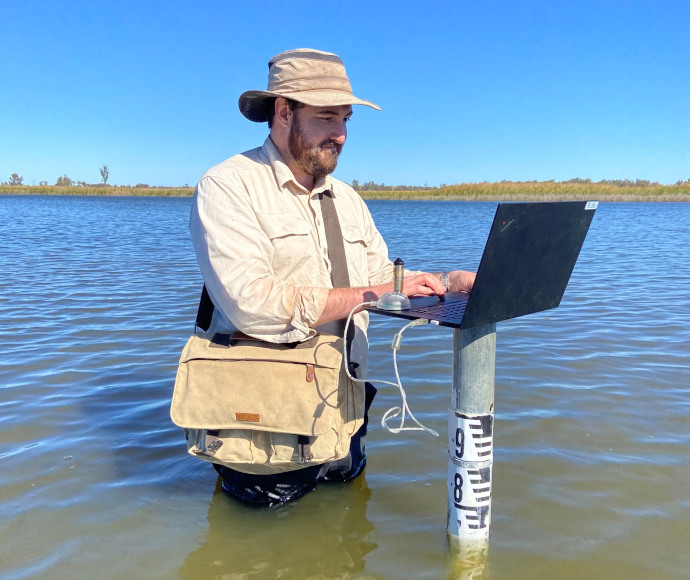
left=403, top=273, right=445, bottom=296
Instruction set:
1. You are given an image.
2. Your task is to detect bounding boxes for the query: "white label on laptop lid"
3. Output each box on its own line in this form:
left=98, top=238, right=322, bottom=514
left=585, top=201, right=599, bottom=210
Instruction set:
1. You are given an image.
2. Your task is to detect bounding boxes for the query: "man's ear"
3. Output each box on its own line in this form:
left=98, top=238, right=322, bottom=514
left=274, top=97, right=291, bottom=129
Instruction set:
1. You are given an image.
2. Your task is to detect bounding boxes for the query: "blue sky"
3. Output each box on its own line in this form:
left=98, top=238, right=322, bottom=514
left=1, top=0, right=688, bottom=187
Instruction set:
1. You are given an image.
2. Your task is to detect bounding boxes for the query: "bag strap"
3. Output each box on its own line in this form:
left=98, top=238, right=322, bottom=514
left=319, top=190, right=356, bottom=371
left=194, top=189, right=352, bottom=335
left=319, top=190, right=351, bottom=291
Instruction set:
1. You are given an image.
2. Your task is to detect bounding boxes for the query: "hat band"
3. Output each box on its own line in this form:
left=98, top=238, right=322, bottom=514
left=269, top=75, right=353, bottom=94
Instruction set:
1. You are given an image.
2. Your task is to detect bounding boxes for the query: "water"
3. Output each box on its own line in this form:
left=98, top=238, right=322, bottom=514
left=0, top=196, right=688, bottom=579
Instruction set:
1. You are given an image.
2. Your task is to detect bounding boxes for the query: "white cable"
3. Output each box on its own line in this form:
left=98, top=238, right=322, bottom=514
left=343, top=302, right=439, bottom=437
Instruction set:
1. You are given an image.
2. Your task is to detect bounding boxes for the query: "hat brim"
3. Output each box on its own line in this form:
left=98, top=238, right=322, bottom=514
left=238, top=90, right=381, bottom=123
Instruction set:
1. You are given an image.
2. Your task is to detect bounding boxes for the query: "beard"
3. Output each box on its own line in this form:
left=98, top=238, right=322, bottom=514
left=287, top=114, right=343, bottom=180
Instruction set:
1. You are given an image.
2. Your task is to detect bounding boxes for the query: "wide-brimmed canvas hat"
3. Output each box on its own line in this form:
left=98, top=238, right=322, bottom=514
left=239, top=48, right=381, bottom=122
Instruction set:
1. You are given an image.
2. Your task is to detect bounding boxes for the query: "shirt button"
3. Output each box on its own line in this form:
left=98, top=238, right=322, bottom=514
left=316, top=219, right=321, bottom=226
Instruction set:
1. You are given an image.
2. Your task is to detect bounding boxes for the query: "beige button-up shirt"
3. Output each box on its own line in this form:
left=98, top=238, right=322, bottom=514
left=190, top=137, right=402, bottom=374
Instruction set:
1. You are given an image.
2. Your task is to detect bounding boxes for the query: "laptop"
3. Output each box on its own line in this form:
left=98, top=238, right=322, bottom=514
left=366, top=201, right=598, bottom=330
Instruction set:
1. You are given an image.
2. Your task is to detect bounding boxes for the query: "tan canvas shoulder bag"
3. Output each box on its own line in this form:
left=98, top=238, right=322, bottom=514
left=170, top=331, right=365, bottom=474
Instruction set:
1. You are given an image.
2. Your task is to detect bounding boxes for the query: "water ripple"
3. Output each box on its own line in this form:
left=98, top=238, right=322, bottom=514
left=1, top=197, right=689, bottom=580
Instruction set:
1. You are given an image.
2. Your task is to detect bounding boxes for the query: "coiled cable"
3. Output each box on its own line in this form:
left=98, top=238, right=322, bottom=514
left=343, top=302, right=439, bottom=437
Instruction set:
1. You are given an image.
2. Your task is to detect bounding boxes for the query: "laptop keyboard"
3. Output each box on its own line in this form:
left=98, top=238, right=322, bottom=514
left=413, top=299, right=468, bottom=321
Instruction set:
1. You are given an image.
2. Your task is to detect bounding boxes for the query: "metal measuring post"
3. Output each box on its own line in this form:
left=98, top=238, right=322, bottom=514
left=447, top=323, right=496, bottom=544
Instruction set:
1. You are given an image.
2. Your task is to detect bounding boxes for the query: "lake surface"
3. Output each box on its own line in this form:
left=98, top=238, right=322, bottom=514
left=1, top=196, right=688, bottom=580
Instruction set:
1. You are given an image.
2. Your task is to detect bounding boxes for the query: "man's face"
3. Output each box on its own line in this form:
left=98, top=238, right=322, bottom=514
left=287, top=104, right=353, bottom=180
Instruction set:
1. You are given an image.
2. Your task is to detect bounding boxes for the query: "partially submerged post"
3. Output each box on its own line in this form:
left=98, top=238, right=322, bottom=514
left=365, top=201, right=598, bottom=545
left=447, top=323, right=496, bottom=544
left=442, top=200, right=598, bottom=543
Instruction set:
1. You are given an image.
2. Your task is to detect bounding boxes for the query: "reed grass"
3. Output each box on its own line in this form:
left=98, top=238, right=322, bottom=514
left=360, top=181, right=690, bottom=202
left=2, top=181, right=690, bottom=201
left=0, top=185, right=194, bottom=197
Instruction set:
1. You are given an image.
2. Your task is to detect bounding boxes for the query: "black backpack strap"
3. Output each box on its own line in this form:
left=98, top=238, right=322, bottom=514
left=195, top=285, right=215, bottom=332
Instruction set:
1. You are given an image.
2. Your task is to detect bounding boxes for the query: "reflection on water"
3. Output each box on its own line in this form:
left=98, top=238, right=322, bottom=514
left=1, top=196, right=689, bottom=579
left=447, top=541, right=490, bottom=580
left=180, top=478, right=376, bottom=580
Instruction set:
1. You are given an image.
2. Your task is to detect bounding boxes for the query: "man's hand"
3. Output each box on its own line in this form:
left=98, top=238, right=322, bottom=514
left=401, top=273, right=446, bottom=297
left=405, top=271, right=476, bottom=296
left=447, top=270, right=476, bottom=293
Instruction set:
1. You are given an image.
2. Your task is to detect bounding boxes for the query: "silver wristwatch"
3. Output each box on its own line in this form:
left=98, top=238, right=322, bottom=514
left=440, top=271, right=449, bottom=292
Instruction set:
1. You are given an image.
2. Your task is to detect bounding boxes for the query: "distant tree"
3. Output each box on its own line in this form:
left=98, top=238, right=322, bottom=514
left=8, top=173, right=23, bottom=185
left=56, top=175, right=73, bottom=187
left=100, top=165, right=109, bottom=186
left=135, top=183, right=150, bottom=188
left=351, top=179, right=360, bottom=190
left=39, top=181, right=48, bottom=186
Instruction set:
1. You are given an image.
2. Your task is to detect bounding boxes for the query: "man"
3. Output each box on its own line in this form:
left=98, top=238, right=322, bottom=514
left=190, top=48, right=475, bottom=505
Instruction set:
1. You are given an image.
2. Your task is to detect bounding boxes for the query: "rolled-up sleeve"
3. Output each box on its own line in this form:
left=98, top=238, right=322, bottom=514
left=190, top=175, right=329, bottom=343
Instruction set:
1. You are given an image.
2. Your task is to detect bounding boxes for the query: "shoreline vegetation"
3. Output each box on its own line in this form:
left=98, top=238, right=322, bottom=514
left=2, top=180, right=690, bottom=201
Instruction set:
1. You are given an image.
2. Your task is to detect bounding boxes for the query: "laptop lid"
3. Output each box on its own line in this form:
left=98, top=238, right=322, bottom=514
left=367, top=200, right=597, bottom=329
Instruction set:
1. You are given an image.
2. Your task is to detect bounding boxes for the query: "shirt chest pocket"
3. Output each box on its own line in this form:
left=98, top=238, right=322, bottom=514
left=340, top=222, right=369, bottom=287
left=257, top=213, right=314, bottom=278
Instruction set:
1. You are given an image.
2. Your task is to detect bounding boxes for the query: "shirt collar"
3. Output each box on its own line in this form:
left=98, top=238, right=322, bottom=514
left=262, top=136, right=334, bottom=197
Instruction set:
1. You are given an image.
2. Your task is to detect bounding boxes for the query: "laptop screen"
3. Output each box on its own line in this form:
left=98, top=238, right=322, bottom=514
left=460, top=200, right=597, bottom=328
left=367, top=201, right=597, bottom=329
